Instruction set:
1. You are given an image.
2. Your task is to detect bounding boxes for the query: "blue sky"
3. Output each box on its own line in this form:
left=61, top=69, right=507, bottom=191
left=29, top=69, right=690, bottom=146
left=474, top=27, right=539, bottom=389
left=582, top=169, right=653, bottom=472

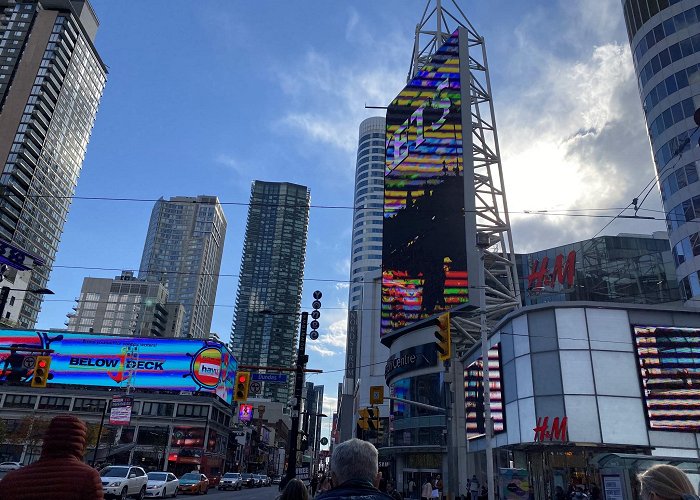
left=35, top=0, right=667, bottom=422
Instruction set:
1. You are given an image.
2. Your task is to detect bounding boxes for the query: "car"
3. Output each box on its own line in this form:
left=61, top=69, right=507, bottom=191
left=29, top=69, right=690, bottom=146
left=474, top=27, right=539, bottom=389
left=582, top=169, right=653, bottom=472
left=100, top=465, right=148, bottom=499
left=271, top=476, right=281, bottom=485
left=178, top=472, right=209, bottom=495
left=253, top=474, right=265, bottom=487
left=0, top=462, right=22, bottom=471
left=146, top=471, right=179, bottom=498
left=218, top=472, right=243, bottom=491
left=262, top=476, right=271, bottom=486
left=240, top=473, right=256, bottom=488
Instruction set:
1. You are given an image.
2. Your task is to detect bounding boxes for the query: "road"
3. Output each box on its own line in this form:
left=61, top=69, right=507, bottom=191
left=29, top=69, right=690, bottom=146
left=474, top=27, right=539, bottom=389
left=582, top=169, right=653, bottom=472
left=185, top=485, right=280, bottom=499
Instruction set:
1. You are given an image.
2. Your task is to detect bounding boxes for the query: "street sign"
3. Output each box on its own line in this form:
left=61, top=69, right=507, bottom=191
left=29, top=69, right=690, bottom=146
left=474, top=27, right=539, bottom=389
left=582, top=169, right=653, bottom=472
left=320, top=437, right=328, bottom=446
left=110, top=396, right=134, bottom=426
left=251, top=373, right=288, bottom=383
left=296, top=465, right=310, bottom=481
left=22, top=356, right=36, bottom=370
left=249, top=381, right=262, bottom=394
left=370, top=385, right=384, bottom=405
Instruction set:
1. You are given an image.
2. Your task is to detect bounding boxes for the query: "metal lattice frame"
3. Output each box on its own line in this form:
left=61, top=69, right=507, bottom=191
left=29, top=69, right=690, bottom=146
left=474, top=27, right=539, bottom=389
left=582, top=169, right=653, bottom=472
left=409, top=1, right=521, bottom=352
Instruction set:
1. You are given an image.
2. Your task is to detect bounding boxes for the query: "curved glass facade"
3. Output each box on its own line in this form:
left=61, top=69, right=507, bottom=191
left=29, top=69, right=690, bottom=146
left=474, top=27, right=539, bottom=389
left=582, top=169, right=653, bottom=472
left=623, top=0, right=700, bottom=304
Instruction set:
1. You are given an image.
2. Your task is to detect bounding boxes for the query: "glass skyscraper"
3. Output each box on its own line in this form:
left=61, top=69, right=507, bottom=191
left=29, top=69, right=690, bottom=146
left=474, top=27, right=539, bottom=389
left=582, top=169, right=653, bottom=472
left=0, top=0, right=107, bottom=327
left=139, top=196, right=227, bottom=339
left=622, top=0, right=700, bottom=304
left=230, top=181, right=310, bottom=404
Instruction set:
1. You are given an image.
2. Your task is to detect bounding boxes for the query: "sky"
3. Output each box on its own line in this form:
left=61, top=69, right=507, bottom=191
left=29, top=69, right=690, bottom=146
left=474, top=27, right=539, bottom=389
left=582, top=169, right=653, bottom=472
left=34, top=0, right=667, bottom=433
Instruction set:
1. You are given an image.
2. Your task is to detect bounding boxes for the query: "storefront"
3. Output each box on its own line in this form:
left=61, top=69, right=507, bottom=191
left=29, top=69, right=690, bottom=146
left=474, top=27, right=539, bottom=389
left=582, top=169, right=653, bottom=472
left=465, top=302, right=700, bottom=500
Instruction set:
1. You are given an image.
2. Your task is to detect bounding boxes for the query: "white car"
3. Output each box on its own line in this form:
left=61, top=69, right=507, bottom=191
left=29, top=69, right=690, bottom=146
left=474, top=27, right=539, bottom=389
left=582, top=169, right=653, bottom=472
left=0, top=462, right=22, bottom=471
left=100, top=465, right=148, bottom=499
left=146, top=471, right=179, bottom=498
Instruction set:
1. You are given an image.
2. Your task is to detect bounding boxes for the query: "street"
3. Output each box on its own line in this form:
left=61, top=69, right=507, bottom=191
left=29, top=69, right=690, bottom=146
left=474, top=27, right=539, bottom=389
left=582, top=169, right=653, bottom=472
left=178, top=486, right=280, bottom=499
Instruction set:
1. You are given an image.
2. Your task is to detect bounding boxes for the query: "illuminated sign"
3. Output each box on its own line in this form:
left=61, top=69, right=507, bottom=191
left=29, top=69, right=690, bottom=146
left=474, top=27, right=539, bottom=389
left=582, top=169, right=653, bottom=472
left=0, top=330, right=236, bottom=404
left=533, top=416, right=568, bottom=442
left=527, top=250, right=576, bottom=291
left=239, top=404, right=253, bottom=423
left=464, top=343, right=505, bottom=440
left=382, top=30, right=468, bottom=336
left=633, top=325, right=700, bottom=431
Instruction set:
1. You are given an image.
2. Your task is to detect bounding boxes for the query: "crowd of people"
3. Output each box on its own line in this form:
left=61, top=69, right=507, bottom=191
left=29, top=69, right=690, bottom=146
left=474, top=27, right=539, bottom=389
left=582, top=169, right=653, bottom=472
left=2, top=414, right=700, bottom=500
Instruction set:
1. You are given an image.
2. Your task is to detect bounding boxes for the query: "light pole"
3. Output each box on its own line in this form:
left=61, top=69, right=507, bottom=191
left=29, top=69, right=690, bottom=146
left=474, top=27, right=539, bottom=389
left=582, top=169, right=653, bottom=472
left=0, top=286, right=53, bottom=321
left=89, top=402, right=109, bottom=467
left=476, top=232, right=494, bottom=500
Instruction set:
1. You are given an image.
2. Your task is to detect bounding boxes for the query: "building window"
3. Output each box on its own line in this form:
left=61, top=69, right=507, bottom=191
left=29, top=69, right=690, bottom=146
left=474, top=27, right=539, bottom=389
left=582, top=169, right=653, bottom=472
left=3, top=394, right=36, bottom=408
left=141, top=402, right=174, bottom=417
left=38, top=396, right=70, bottom=410
left=73, top=398, right=107, bottom=413
left=176, top=404, right=209, bottom=418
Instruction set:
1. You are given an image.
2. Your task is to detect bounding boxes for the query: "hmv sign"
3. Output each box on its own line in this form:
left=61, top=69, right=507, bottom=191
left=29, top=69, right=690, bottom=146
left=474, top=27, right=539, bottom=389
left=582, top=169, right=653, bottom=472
left=527, top=250, right=576, bottom=292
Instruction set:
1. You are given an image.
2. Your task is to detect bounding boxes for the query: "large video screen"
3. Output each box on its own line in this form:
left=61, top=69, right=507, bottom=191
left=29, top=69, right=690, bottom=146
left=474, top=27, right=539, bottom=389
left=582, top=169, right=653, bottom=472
left=464, top=343, right=505, bottom=440
left=381, top=29, right=469, bottom=336
left=0, top=330, right=237, bottom=404
left=633, top=325, right=700, bottom=431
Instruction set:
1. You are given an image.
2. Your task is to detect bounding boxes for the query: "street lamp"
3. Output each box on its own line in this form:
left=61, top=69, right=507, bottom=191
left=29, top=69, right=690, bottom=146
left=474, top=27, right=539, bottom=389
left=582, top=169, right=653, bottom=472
left=0, top=286, right=54, bottom=320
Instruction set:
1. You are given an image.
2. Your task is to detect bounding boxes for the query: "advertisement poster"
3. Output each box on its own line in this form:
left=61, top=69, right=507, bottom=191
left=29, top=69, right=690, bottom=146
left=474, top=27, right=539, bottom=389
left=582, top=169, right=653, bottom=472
left=109, top=395, right=133, bottom=425
left=239, top=404, right=253, bottom=423
left=464, top=343, right=505, bottom=439
left=500, top=469, right=530, bottom=500
left=633, top=325, right=700, bottom=431
left=0, top=330, right=237, bottom=403
left=602, top=475, right=624, bottom=500
left=382, top=29, right=469, bottom=337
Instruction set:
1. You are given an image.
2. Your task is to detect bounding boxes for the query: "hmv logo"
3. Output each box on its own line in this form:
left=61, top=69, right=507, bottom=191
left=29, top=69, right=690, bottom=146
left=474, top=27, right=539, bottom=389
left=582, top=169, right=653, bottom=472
left=198, top=363, right=220, bottom=377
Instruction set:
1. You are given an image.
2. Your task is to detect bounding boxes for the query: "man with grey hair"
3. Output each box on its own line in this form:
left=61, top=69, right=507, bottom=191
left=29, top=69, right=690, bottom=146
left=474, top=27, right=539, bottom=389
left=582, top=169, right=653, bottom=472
left=316, top=439, right=394, bottom=500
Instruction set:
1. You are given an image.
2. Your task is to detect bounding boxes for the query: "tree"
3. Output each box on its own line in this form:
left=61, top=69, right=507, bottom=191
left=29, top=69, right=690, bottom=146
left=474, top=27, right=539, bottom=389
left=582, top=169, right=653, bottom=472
left=9, top=416, right=50, bottom=461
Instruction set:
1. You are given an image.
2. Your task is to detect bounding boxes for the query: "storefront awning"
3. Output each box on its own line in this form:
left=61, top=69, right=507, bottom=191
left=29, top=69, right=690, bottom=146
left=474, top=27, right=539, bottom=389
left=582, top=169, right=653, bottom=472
left=594, top=453, right=700, bottom=471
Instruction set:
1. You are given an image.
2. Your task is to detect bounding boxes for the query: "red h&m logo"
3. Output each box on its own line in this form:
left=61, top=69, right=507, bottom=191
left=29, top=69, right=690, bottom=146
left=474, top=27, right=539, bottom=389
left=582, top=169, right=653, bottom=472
left=527, top=251, right=576, bottom=291
left=533, top=416, right=568, bottom=442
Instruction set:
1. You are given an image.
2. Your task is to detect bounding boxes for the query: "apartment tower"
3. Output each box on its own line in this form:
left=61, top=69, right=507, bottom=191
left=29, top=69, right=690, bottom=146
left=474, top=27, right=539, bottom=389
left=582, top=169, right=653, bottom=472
left=0, top=0, right=107, bottom=327
left=230, top=181, right=310, bottom=404
left=139, top=196, right=227, bottom=339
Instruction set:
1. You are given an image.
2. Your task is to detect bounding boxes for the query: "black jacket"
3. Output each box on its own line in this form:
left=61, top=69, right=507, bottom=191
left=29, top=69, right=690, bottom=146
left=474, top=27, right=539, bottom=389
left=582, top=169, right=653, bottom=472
left=316, top=480, right=395, bottom=500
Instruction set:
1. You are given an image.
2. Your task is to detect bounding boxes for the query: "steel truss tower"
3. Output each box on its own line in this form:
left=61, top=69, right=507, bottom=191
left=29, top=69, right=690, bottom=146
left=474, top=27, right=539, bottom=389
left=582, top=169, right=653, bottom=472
left=410, top=0, right=520, bottom=351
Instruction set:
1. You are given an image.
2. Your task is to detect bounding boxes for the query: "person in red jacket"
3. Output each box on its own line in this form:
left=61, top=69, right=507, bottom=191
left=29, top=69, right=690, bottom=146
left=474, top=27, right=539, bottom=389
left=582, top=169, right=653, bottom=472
left=0, top=414, right=104, bottom=499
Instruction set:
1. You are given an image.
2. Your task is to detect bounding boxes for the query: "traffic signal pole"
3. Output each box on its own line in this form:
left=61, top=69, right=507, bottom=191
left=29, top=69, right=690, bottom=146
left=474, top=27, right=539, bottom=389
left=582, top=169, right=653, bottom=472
left=285, top=311, right=308, bottom=484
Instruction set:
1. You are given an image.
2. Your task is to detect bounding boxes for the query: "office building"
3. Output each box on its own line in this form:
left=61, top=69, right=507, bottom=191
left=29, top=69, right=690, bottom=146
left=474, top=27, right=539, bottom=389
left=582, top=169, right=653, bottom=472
left=229, top=181, right=310, bottom=404
left=0, top=0, right=107, bottom=327
left=139, top=196, right=227, bottom=339
left=622, top=0, right=700, bottom=304
left=517, top=231, right=681, bottom=306
left=66, top=270, right=179, bottom=337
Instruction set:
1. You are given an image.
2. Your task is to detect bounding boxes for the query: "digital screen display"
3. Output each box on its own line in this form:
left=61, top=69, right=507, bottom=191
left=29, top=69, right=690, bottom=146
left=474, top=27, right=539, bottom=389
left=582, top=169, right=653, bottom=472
left=382, top=29, right=468, bottom=336
left=0, top=330, right=237, bottom=404
left=239, top=404, right=253, bottom=422
left=633, top=325, right=700, bottom=431
left=464, top=343, right=505, bottom=440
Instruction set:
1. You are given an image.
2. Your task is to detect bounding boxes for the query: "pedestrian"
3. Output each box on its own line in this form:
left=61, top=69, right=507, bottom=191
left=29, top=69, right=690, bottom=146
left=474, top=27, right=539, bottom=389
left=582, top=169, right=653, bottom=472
left=408, top=477, right=417, bottom=499
left=379, top=472, right=388, bottom=493
left=571, top=486, right=588, bottom=500
left=436, top=475, right=443, bottom=499
left=315, top=438, right=393, bottom=500
left=389, top=482, right=403, bottom=500
left=422, top=479, right=433, bottom=500
left=468, top=475, right=480, bottom=500
left=279, top=478, right=310, bottom=500
left=0, top=414, right=104, bottom=500
left=311, top=475, right=319, bottom=497
left=638, top=464, right=697, bottom=500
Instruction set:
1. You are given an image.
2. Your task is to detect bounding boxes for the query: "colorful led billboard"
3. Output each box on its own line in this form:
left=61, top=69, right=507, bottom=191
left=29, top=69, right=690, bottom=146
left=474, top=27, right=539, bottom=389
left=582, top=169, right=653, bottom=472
left=633, top=325, right=700, bottom=431
left=0, top=330, right=237, bottom=404
left=464, top=343, right=505, bottom=440
left=382, top=29, right=468, bottom=336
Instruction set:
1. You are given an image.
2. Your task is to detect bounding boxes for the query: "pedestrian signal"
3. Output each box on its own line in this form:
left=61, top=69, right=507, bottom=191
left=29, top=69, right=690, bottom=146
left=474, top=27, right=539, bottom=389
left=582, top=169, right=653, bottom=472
left=31, top=355, right=51, bottom=388
left=234, top=371, right=251, bottom=402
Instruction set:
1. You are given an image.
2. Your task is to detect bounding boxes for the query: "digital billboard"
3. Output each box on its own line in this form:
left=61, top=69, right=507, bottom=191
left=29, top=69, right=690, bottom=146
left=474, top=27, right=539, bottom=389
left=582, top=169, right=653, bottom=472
left=0, top=330, right=237, bottom=404
left=382, top=29, right=468, bottom=336
left=464, top=343, right=505, bottom=440
left=633, top=325, right=700, bottom=431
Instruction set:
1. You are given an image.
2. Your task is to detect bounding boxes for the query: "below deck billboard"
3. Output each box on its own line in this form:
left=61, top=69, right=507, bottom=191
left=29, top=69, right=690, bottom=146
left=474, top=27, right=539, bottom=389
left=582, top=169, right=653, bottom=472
left=0, top=330, right=236, bottom=404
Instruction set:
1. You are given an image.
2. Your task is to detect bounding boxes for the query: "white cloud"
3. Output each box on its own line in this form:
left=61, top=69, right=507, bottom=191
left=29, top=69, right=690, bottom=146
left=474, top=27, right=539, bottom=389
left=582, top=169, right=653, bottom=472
left=335, top=282, right=350, bottom=290
left=306, top=301, right=348, bottom=357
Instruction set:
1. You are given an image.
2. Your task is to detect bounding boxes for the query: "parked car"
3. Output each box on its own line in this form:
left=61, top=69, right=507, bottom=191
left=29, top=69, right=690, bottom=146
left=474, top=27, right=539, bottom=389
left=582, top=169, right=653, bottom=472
left=262, top=475, right=271, bottom=486
left=271, top=476, right=281, bottom=485
left=240, top=473, right=256, bottom=488
left=100, top=465, right=148, bottom=499
left=178, top=472, right=209, bottom=495
left=218, top=472, right=243, bottom=491
left=0, top=462, right=22, bottom=471
left=146, top=471, right=179, bottom=498
left=253, top=474, right=265, bottom=487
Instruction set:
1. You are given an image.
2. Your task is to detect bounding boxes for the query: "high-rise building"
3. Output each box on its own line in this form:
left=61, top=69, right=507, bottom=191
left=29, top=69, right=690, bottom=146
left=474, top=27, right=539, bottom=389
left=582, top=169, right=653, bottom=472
left=66, top=270, right=176, bottom=337
left=230, top=181, right=310, bottom=404
left=0, top=0, right=107, bottom=327
left=622, top=0, right=700, bottom=304
left=348, top=117, right=385, bottom=309
left=139, top=196, right=227, bottom=339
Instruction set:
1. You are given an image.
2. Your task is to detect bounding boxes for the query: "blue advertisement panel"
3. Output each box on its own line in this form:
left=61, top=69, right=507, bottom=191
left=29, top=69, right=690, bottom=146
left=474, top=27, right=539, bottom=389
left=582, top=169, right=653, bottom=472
left=0, top=330, right=237, bottom=404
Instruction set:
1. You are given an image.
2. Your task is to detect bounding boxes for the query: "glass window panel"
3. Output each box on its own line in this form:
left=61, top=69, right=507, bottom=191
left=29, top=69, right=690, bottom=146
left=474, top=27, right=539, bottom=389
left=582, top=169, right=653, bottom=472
left=672, top=102, right=684, bottom=122
left=659, top=49, right=671, bottom=68
left=669, top=43, right=683, bottom=62
left=664, top=17, right=676, bottom=36
left=653, top=23, right=665, bottom=43
left=687, top=164, right=699, bottom=184
left=677, top=167, right=688, bottom=189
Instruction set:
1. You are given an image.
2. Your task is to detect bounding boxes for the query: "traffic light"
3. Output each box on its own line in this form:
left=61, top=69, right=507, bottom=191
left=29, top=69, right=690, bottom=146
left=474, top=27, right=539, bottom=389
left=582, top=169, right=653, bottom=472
left=234, top=371, right=251, bottom=402
left=358, top=407, right=370, bottom=431
left=31, top=355, right=51, bottom=388
left=434, top=312, right=451, bottom=361
left=367, top=407, right=380, bottom=431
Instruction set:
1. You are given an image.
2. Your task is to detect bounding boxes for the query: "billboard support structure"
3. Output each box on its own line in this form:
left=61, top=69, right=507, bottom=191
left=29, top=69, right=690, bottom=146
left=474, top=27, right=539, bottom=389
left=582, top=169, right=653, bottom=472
left=408, top=2, right=520, bottom=346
